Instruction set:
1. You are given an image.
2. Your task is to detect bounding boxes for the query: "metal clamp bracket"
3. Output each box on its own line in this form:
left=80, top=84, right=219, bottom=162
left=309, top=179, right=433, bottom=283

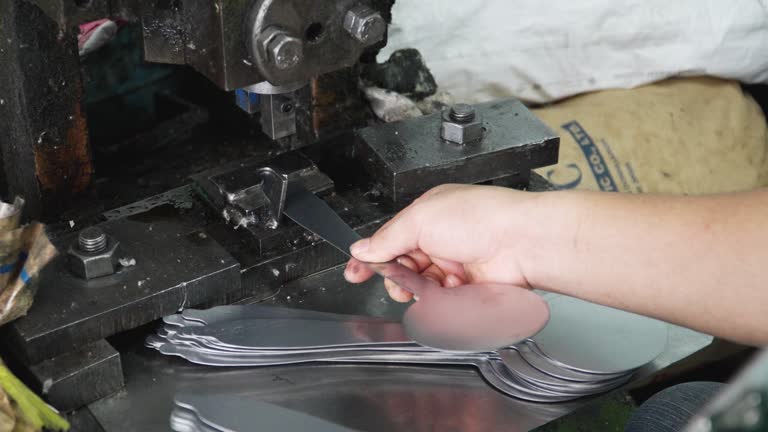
left=193, top=151, right=333, bottom=231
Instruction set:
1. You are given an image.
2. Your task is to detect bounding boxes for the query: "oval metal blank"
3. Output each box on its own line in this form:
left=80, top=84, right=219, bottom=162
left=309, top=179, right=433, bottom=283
left=529, top=296, right=668, bottom=374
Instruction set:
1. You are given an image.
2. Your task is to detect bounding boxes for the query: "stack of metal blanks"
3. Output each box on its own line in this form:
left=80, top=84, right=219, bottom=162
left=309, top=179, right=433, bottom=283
left=149, top=296, right=668, bottom=408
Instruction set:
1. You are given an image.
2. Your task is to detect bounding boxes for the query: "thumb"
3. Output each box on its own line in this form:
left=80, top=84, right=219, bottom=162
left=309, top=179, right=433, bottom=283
left=350, top=210, right=422, bottom=263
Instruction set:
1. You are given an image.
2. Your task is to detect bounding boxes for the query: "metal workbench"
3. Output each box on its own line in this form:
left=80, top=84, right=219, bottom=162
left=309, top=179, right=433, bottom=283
left=86, top=265, right=713, bottom=432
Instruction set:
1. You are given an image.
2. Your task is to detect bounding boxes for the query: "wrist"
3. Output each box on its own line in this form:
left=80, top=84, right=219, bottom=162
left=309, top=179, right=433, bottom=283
left=511, top=190, right=590, bottom=291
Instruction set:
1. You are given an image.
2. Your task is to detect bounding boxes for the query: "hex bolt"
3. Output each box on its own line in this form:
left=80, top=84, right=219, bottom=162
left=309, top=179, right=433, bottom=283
left=78, top=227, right=107, bottom=253
left=68, top=228, right=121, bottom=280
left=449, top=104, right=476, bottom=123
left=265, top=30, right=303, bottom=71
left=344, top=5, right=387, bottom=45
left=441, top=103, right=484, bottom=145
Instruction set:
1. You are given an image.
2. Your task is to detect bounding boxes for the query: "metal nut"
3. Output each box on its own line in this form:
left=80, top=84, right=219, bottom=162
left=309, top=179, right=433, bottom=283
left=67, top=235, right=120, bottom=280
left=441, top=105, right=484, bottom=144
left=344, top=5, right=386, bottom=45
left=259, top=28, right=303, bottom=71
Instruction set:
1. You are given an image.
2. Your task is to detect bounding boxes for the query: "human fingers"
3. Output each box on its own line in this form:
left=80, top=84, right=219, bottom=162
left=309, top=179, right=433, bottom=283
left=343, top=258, right=375, bottom=283
left=421, top=263, right=446, bottom=284
left=383, top=257, right=417, bottom=302
left=350, top=185, right=468, bottom=263
left=444, top=274, right=465, bottom=288
left=429, top=257, right=467, bottom=281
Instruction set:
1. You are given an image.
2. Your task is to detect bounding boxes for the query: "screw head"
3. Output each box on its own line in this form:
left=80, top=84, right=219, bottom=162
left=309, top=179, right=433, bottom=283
left=344, top=6, right=386, bottom=45
left=266, top=31, right=303, bottom=70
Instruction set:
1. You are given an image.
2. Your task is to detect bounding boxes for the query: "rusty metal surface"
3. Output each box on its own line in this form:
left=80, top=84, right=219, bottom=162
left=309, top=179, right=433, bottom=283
left=0, top=0, right=94, bottom=219
left=137, top=0, right=393, bottom=90
left=140, top=0, right=186, bottom=65
left=5, top=208, right=241, bottom=364
left=303, top=68, right=372, bottom=143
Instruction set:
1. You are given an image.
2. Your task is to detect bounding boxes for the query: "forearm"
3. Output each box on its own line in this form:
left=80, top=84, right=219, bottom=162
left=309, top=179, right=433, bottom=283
left=520, top=189, right=768, bottom=346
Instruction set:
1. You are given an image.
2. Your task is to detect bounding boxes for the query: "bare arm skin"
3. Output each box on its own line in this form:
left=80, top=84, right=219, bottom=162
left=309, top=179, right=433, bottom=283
left=344, top=184, right=768, bottom=346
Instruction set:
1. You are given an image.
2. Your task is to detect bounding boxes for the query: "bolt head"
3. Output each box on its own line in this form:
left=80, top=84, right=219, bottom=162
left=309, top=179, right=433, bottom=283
left=67, top=237, right=121, bottom=280
left=344, top=6, right=386, bottom=45
left=441, top=109, right=484, bottom=144
left=266, top=32, right=303, bottom=70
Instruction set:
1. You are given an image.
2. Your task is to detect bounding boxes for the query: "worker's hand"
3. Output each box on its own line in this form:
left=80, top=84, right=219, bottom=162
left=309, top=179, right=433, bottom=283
left=344, top=184, right=548, bottom=302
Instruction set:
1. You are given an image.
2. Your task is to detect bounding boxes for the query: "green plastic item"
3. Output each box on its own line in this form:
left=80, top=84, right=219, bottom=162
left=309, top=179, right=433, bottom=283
left=0, top=363, right=69, bottom=431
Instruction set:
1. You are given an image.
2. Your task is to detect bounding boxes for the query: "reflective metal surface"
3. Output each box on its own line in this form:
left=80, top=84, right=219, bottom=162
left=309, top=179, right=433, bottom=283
left=528, top=296, right=669, bottom=374
left=148, top=306, right=643, bottom=404
left=283, top=182, right=363, bottom=257
left=180, top=305, right=391, bottom=326
left=89, top=266, right=714, bottom=432
left=515, top=343, right=627, bottom=382
left=91, top=350, right=582, bottom=432
left=173, top=395, right=358, bottom=432
left=283, top=182, right=550, bottom=352
left=148, top=292, right=691, bottom=416
left=176, top=318, right=411, bottom=349
left=497, top=349, right=631, bottom=393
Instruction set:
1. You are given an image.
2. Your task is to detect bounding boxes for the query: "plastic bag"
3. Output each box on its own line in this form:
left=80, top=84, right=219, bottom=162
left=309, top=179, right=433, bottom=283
left=381, top=0, right=768, bottom=103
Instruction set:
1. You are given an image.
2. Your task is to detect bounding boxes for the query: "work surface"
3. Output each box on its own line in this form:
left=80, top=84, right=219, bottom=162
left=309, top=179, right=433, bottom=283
left=88, top=265, right=713, bottom=432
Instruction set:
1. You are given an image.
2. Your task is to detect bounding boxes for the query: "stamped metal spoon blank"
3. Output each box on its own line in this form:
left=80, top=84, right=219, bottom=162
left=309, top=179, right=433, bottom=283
left=283, top=183, right=550, bottom=352
left=182, top=305, right=393, bottom=326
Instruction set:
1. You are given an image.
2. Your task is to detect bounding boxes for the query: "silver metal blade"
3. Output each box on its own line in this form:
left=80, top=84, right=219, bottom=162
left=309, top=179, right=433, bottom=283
left=283, top=183, right=439, bottom=296
left=283, top=183, right=361, bottom=256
